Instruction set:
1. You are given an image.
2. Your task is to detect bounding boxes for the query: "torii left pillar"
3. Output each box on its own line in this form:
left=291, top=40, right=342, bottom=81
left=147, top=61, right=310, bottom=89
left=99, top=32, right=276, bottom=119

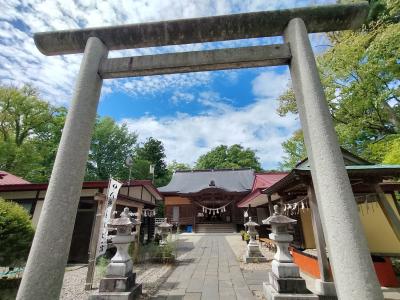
left=16, top=37, right=108, bottom=300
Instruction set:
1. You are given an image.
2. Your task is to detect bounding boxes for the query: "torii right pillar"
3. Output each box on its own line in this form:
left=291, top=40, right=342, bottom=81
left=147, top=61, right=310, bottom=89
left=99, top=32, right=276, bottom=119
left=284, top=18, right=383, bottom=300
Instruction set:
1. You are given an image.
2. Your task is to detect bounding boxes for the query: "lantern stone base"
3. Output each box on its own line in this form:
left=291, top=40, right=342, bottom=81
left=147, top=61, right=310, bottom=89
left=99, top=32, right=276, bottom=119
left=89, top=283, right=142, bottom=300
left=263, top=271, right=318, bottom=300
left=90, top=265, right=142, bottom=300
left=106, top=260, right=133, bottom=277
left=263, top=282, right=318, bottom=300
left=272, top=261, right=300, bottom=278
left=243, top=255, right=268, bottom=263
left=315, top=279, right=337, bottom=298
left=243, top=241, right=267, bottom=263
left=99, top=273, right=136, bottom=292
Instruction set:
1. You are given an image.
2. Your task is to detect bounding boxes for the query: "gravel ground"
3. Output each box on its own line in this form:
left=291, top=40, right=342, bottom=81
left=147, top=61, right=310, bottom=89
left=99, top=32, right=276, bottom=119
left=60, top=234, right=198, bottom=300
left=60, top=261, right=175, bottom=300
left=224, top=234, right=274, bottom=271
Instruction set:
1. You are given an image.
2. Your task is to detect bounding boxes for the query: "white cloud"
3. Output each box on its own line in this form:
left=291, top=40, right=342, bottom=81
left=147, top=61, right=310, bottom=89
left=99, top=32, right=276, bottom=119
left=0, top=0, right=335, bottom=167
left=171, top=91, right=196, bottom=104
left=122, top=68, right=298, bottom=169
left=252, top=67, right=291, bottom=98
left=1, top=0, right=332, bottom=105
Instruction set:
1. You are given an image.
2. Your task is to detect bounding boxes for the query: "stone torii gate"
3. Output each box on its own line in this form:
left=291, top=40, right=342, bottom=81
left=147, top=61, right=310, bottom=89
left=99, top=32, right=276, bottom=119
left=16, top=3, right=383, bottom=300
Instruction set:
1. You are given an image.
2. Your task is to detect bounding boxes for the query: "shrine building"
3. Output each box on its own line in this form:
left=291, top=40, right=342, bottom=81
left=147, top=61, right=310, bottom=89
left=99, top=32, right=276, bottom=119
left=159, top=168, right=255, bottom=233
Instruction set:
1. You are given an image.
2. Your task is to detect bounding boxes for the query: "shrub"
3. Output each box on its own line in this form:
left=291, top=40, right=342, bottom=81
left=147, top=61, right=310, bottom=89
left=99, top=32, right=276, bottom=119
left=243, top=232, right=250, bottom=242
left=0, top=198, right=34, bottom=267
left=96, top=256, right=110, bottom=277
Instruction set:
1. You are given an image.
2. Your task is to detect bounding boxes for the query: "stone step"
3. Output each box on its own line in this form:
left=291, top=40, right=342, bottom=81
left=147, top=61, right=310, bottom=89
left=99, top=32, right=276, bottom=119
left=195, top=224, right=236, bottom=233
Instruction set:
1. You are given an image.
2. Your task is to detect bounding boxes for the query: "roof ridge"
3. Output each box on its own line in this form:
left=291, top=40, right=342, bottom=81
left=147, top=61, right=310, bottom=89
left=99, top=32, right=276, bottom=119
left=176, top=168, right=253, bottom=173
left=255, top=171, right=288, bottom=175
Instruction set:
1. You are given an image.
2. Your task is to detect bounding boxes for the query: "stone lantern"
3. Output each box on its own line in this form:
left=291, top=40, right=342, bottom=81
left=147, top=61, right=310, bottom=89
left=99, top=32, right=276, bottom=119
left=243, top=217, right=267, bottom=263
left=90, top=207, right=142, bottom=300
left=157, top=220, right=173, bottom=246
left=262, top=205, right=317, bottom=300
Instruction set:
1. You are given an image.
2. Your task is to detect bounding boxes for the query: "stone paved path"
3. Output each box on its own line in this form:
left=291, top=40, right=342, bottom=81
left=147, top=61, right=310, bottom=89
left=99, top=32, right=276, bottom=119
left=151, top=235, right=268, bottom=300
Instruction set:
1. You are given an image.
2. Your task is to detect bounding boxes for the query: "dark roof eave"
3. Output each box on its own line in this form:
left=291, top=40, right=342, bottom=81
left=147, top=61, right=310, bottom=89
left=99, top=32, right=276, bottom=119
left=117, top=194, right=156, bottom=208
left=262, top=167, right=400, bottom=195
left=0, top=180, right=163, bottom=200
left=161, top=189, right=251, bottom=197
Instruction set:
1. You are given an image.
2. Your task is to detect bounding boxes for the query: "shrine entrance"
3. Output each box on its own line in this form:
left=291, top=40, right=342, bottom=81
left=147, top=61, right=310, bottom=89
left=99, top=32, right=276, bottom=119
left=193, top=191, right=241, bottom=224
left=18, top=3, right=384, bottom=300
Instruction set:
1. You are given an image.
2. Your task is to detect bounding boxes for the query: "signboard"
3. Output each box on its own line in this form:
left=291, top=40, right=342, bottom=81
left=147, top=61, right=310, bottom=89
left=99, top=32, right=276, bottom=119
left=96, top=178, right=122, bottom=257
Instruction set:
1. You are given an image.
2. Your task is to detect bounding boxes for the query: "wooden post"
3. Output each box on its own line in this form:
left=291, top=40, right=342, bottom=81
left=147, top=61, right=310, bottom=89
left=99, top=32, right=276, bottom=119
left=307, top=184, right=332, bottom=282
left=132, top=207, right=143, bottom=263
left=374, top=184, right=400, bottom=241
left=192, top=199, right=196, bottom=233
left=267, top=194, right=273, bottom=216
left=85, top=192, right=106, bottom=290
left=390, top=191, right=400, bottom=216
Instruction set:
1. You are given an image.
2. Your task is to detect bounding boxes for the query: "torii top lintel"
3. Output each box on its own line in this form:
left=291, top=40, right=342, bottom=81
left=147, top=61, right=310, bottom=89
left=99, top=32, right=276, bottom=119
left=34, top=2, right=369, bottom=56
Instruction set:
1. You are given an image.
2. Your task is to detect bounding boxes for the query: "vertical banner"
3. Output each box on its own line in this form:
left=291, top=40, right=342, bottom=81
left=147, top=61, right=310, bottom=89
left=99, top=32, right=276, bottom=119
left=149, top=164, right=155, bottom=174
left=96, top=178, right=123, bottom=257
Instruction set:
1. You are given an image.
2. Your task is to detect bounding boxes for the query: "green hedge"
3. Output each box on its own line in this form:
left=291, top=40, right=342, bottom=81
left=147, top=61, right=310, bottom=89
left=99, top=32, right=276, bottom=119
left=0, top=198, right=34, bottom=267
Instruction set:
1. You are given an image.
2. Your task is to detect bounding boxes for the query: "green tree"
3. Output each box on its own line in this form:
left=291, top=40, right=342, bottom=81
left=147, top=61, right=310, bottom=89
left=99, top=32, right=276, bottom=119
left=160, top=160, right=192, bottom=185
left=195, top=144, right=262, bottom=171
left=0, top=198, right=34, bottom=266
left=0, top=85, right=66, bottom=182
left=86, top=117, right=137, bottom=180
left=277, top=0, right=400, bottom=166
left=382, top=137, right=400, bottom=164
left=167, top=160, right=191, bottom=173
left=279, top=130, right=307, bottom=170
left=134, top=137, right=168, bottom=186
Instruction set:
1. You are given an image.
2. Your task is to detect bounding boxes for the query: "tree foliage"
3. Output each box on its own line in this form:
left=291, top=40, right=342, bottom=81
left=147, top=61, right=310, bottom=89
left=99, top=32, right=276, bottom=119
left=134, top=137, right=169, bottom=186
left=86, top=117, right=137, bottom=180
left=0, top=85, right=66, bottom=182
left=0, top=85, right=140, bottom=183
left=0, top=198, right=34, bottom=266
left=279, top=130, right=307, bottom=170
left=278, top=0, right=400, bottom=168
left=195, top=144, right=262, bottom=171
left=167, top=160, right=191, bottom=173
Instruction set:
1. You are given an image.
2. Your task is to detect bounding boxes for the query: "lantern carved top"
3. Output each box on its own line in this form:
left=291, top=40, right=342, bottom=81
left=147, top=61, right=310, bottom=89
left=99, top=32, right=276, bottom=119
left=262, top=205, right=297, bottom=225
left=244, top=216, right=259, bottom=227
left=158, top=221, right=173, bottom=229
left=108, top=207, right=140, bottom=229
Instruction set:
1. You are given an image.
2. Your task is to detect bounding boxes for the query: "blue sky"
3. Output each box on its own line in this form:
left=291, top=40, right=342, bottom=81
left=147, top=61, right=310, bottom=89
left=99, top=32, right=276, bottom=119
left=0, top=0, right=334, bottom=169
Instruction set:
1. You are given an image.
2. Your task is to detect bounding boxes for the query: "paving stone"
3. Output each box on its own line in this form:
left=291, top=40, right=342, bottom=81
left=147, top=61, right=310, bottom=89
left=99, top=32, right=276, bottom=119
left=218, top=280, right=233, bottom=289
left=245, top=279, right=265, bottom=285
left=218, top=272, right=231, bottom=281
left=166, top=296, right=185, bottom=300
left=247, top=284, right=263, bottom=291
left=155, top=235, right=273, bottom=300
left=202, top=277, right=219, bottom=299
left=231, top=277, right=248, bottom=289
left=186, top=278, right=204, bottom=293
left=234, top=287, right=256, bottom=300
left=220, top=288, right=236, bottom=300
left=183, top=293, right=202, bottom=300
left=150, top=296, right=167, bottom=300
left=168, top=288, right=186, bottom=296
